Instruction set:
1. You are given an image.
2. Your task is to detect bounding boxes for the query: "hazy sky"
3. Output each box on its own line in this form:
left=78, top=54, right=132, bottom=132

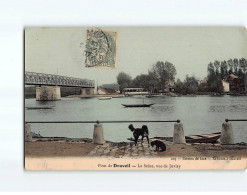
left=25, top=27, right=247, bottom=85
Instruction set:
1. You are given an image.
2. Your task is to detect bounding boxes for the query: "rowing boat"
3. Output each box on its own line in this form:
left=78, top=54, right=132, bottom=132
left=153, top=132, right=221, bottom=143
left=122, top=104, right=154, bottom=107
left=185, top=132, right=221, bottom=143
left=98, top=97, right=112, bottom=100
left=25, top=106, right=54, bottom=110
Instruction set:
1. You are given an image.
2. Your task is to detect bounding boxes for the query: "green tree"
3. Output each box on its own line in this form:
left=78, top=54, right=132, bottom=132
left=233, top=58, right=239, bottom=74
left=164, top=61, right=177, bottom=82
left=239, top=58, right=247, bottom=93
left=227, top=59, right=234, bottom=75
left=174, top=79, right=185, bottom=94
left=206, top=60, right=223, bottom=93
left=214, top=60, right=220, bottom=76
left=220, top=60, right=228, bottom=78
left=147, top=71, right=159, bottom=92
left=132, top=74, right=150, bottom=91
left=183, top=75, right=198, bottom=94
left=132, top=71, right=160, bottom=93
left=207, top=62, right=216, bottom=85
left=207, top=62, right=215, bottom=75
left=116, top=72, right=132, bottom=92
left=239, top=58, right=247, bottom=74
left=151, top=61, right=177, bottom=90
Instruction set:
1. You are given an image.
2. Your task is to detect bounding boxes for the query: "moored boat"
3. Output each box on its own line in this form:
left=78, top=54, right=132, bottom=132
left=185, top=132, right=221, bottom=143
left=98, top=97, right=112, bottom=100
left=146, top=94, right=163, bottom=98
left=25, top=106, right=54, bottom=110
left=122, top=104, right=154, bottom=107
left=153, top=132, right=221, bottom=143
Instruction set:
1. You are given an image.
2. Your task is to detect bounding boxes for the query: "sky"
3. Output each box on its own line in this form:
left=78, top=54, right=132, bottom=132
left=25, top=27, right=247, bottom=85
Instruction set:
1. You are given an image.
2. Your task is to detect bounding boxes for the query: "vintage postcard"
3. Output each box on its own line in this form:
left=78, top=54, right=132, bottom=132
left=24, top=27, right=247, bottom=170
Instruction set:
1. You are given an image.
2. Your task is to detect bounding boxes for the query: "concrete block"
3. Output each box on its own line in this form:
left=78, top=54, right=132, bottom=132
left=221, top=122, right=234, bottom=144
left=93, top=123, right=105, bottom=144
left=173, top=122, right=186, bottom=144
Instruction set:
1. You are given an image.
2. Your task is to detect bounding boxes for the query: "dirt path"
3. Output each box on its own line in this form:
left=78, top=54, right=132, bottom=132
left=25, top=142, right=96, bottom=157
left=25, top=137, right=247, bottom=158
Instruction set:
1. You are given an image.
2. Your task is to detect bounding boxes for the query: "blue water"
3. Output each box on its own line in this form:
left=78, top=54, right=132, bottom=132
left=25, top=95, right=247, bottom=143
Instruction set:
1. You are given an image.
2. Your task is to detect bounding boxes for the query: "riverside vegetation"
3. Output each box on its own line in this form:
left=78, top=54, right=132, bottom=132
left=116, top=58, right=247, bottom=95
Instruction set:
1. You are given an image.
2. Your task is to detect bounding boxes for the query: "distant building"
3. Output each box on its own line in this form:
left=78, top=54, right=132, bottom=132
left=222, top=80, right=230, bottom=92
left=98, top=87, right=117, bottom=95
left=167, top=80, right=175, bottom=92
left=160, top=80, right=175, bottom=92
left=222, top=74, right=245, bottom=92
left=122, top=88, right=149, bottom=96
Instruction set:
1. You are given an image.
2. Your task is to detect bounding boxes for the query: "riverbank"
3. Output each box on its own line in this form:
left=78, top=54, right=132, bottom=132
left=25, top=137, right=247, bottom=158
left=25, top=86, right=247, bottom=99
left=71, top=94, right=125, bottom=98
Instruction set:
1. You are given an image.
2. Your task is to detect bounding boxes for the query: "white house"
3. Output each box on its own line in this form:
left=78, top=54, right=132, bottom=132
left=222, top=80, right=230, bottom=92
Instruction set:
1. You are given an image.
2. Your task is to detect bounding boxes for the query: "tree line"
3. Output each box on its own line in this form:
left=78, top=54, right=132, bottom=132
left=116, top=58, right=247, bottom=94
left=206, top=58, right=247, bottom=93
left=175, top=58, right=247, bottom=94
left=117, top=61, right=177, bottom=93
left=208, top=58, right=247, bottom=79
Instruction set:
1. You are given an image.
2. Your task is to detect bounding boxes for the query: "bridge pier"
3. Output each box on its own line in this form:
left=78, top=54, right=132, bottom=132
left=81, top=88, right=94, bottom=97
left=36, top=86, right=61, bottom=101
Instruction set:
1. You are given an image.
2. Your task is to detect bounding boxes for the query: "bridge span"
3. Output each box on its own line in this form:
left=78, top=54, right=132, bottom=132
left=25, top=71, right=94, bottom=87
left=25, top=71, right=95, bottom=101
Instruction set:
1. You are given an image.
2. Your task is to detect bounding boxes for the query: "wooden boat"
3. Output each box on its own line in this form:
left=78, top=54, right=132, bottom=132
left=25, top=106, right=54, bottom=110
left=153, top=132, right=221, bottom=143
left=112, top=95, right=125, bottom=98
left=98, top=97, right=112, bottom=100
left=146, top=94, right=163, bottom=98
left=122, top=103, right=154, bottom=107
left=185, top=132, right=221, bottom=143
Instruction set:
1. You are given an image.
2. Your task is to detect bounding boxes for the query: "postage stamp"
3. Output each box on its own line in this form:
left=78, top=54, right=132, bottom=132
left=85, top=28, right=117, bottom=68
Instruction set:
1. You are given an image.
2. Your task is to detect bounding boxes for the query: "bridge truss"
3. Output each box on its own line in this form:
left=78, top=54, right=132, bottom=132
left=25, top=71, right=95, bottom=88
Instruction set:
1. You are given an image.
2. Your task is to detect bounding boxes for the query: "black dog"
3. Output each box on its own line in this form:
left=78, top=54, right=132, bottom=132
left=128, top=124, right=149, bottom=146
left=151, top=140, right=166, bottom=151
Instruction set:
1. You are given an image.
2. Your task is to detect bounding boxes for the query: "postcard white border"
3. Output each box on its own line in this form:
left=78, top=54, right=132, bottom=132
left=1, top=0, right=247, bottom=192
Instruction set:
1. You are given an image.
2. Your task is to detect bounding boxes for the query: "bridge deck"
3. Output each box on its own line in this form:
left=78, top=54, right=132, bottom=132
left=25, top=71, right=94, bottom=87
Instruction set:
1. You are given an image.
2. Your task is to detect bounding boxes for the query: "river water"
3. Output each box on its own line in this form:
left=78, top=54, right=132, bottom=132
left=25, top=95, right=247, bottom=143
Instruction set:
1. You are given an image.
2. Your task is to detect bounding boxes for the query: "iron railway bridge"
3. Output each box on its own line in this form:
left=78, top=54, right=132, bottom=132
left=25, top=71, right=95, bottom=88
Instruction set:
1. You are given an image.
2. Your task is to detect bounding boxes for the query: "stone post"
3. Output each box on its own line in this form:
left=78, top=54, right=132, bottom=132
left=25, top=123, right=32, bottom=142
left=93, top=121, right=105, bottom=144
left=173, top=120, right=186, bottom=144
left=220, top=120, right=234, bottom=145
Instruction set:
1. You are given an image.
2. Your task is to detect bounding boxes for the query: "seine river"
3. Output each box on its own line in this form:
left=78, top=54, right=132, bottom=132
left=25, top=95, right=247, bottom=143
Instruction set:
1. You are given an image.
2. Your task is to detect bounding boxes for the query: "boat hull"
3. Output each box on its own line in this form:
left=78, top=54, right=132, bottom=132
left=122, top=104, right=154, bottom=107
left=153, top=132, right=221, bottom=143
left=98, top=97, right=112, bottom=100
left=25, top=106, right=54, bottom=110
